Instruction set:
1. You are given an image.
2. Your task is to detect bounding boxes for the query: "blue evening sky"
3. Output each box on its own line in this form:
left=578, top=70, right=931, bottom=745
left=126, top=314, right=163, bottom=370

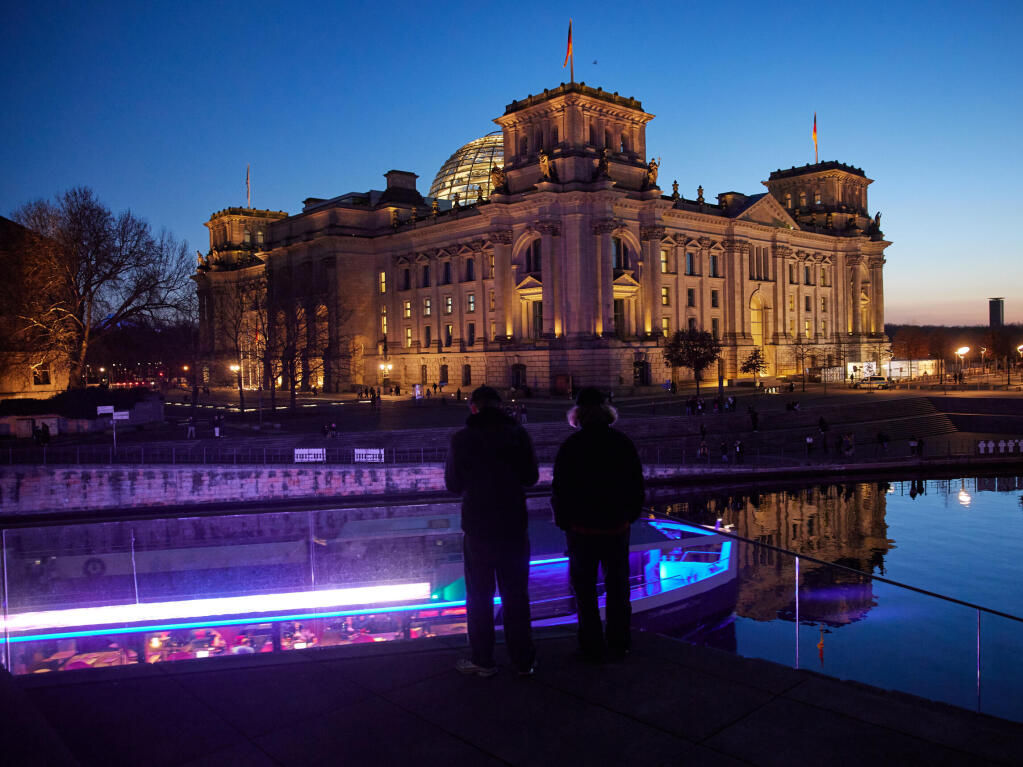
left=2, top=1, right=1019, bottom=325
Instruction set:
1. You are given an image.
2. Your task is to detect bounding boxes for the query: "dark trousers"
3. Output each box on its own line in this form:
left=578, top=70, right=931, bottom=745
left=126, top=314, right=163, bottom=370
left=567, top=529, right=632, bottom=656
left=463, top=533, right=535, bottom=671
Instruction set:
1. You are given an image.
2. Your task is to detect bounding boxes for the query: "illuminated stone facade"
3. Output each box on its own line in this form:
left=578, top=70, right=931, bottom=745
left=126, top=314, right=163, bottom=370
left=197, top=83, right=891, bottom=392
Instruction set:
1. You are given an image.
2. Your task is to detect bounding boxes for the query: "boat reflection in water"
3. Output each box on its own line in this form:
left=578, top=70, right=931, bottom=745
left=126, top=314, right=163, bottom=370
left=2, top=511, right=737, bottom=675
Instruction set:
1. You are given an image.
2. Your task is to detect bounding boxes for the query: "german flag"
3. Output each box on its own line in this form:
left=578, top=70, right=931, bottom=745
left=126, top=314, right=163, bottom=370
left=564, top=20, right=573, bottom=67
left=812, top=113, right=818, bottom=164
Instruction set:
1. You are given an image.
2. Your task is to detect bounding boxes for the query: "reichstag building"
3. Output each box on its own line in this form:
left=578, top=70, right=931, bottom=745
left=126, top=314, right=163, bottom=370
left=196, top=82, right=890, bottom=394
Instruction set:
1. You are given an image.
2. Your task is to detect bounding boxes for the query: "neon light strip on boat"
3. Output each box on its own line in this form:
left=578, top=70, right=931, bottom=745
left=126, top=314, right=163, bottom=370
left=0, top=582, right=432, bottom=634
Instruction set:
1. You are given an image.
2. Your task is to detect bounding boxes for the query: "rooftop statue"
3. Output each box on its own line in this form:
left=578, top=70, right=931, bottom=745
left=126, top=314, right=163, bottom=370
left=594, top=147, right=610, bottom=180
left=538, top=150, right=558, bottom=182
left=646, top=157, right=660, bottom=188
left=489, top=164, right=507, bottom=194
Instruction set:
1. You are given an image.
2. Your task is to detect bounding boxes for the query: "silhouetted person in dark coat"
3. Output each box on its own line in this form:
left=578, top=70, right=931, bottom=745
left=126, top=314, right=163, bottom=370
left=445, top=386, right=539, bottom=676
left=552, top=387, right=644, bottom=662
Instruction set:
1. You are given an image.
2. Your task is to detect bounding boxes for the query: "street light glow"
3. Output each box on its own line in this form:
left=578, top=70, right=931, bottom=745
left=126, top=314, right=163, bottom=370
left=955, top=346, right=970, bottom=356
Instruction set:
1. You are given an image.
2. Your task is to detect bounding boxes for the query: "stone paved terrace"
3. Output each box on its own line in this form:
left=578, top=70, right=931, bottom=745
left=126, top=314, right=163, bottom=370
left=5, top=628, right=1022, bottom=766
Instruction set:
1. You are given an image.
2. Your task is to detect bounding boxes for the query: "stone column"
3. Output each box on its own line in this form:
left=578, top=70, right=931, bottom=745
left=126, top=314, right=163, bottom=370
left=850, top=260, right=863, bottom=335
left=773, top=245, right=791, bottom=344
left=491, top=230, right=513, bottom=339
left=593, top=219, right=616, bottom=336
left=872, top=259, right=885, bottom=333
left=736, top=242, right=751, bottom=341
left=640, top=225, right=665, bottom=337
left=537, top=221, right=560, bottom=336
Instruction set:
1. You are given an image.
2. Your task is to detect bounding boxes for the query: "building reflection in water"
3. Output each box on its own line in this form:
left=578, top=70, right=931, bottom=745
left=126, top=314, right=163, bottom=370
left=651, top=482, right=892, bottom=629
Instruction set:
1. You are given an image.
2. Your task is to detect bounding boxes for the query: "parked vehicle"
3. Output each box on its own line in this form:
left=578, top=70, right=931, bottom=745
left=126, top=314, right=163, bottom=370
left=854, top=375, right=890, bottom=390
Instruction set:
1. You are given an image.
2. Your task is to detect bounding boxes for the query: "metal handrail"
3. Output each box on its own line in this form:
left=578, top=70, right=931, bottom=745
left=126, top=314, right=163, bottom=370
left=646, top=508, right=1023, bottom=624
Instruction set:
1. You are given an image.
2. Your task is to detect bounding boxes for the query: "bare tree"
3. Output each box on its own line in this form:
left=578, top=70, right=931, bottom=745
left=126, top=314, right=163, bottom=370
left=12, top=187, right=191, bottom=388
left=215, top=275, right=266, bottom=412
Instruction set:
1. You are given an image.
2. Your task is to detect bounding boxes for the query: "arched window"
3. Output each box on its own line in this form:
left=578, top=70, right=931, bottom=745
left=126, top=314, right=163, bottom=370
left=750, top=294, right=764, bottom=348
left=612, top=237, right=630, bottom=270
left=526, top=240, right=541, bottom=273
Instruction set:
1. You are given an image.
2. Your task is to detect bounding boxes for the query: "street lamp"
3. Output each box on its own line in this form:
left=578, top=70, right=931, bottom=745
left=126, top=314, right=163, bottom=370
left=979, top=347, right=986, bottom=376
left=955, top=346, right=969, bottom=385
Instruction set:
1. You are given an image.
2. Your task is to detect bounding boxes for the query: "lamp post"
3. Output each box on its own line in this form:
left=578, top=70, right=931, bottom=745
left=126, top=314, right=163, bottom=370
left=955, top=346, right=969, bottom=386
left=230, top=363, right=244, bottom=413
left=378, top=361, right=393, bottom=387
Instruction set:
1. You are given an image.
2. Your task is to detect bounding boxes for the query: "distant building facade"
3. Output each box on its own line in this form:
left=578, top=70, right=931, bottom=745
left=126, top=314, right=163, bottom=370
left=0, top=216, right=69, bottom=399
left=197, top=83, right=891, bottom=393
left=989, top=297, right=1004, bottom=328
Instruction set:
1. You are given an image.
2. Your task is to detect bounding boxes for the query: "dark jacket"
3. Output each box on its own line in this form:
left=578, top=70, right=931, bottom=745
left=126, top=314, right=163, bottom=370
left=551, top=423, right=644, bottom=532
left=445, top=407, right=539, bottom=539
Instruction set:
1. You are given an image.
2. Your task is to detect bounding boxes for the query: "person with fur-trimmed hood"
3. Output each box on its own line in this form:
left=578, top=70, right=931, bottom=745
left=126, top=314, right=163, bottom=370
left=552, top=387, right=644, bottom=662
left=445, top=386, right=539, bottom=677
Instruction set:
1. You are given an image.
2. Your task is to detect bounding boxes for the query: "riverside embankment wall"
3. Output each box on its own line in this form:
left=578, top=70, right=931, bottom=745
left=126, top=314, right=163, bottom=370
left=0, top=463, right=725, bottom=517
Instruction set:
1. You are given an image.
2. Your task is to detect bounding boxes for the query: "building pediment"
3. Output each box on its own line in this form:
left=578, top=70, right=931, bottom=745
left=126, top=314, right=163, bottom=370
left=516, top=274, right=543, bottom=290
left=612, top=271, right=640, bottom=288
left=735, top=195, right=798, bottom=229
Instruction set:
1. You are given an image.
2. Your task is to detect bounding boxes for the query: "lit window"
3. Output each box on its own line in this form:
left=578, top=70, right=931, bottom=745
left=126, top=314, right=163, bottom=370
left=789, top=319, right=795, bottom=336
left=423, top=297, right=432, bottom=316
left=814, top=191, right=821, bottom=205
left=660, top=249, right=669, bottom=273
left=821, top=320, right=827, bottom=336
left=444, top=296, right=453, bottom=314
left=785, top=193, right=792, bottom=209
left=804, top=320, right=811, bottom=338
left=403, top=300, right=411, bottom=319
left=489, top=254, right=495, bottom=278
left=799, top=192, right=807, bottom=207
left=820, top=266, right=828, bottom=286
left=789, top=295, right=795, bottom=311
left=489, top=321, right=496, bottom=340
left=243, top=230, right=251, bottom=244
left=821, top=297, right=827, bottom=312
left=380, top=306, right=387, bottom=334
left=661, top=317, right=670, bottom=337
left=711, top=290, right=719, bottom=308
left=467, top=293, right=476, bottom=313
left=687, top=288, right=695, bottom=307
left=256, top=230, right=264, bottom=244
left=379, top=271, right=386, bottom=293
left=661, top=287, right=670, bottom=306
left=488, top=290, right=495, bottom=311
left=405, top=327, right=412, bottom=348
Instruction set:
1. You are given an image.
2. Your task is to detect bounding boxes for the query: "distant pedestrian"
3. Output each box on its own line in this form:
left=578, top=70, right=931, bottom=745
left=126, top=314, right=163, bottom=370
left=446, top=386, right=538, bottom=677
left=734, top=439, right=744, bottom=464
left=186, top=417, right=196, bottom=439
left=805, top=435, right=814, bottom=456
left=697, top=440, right=709, bottom=462
left=552, top=388, right=644, bottom=663
left=455, top=388, right=462, bottom=402
left=720, top=441, right=729, bottom=463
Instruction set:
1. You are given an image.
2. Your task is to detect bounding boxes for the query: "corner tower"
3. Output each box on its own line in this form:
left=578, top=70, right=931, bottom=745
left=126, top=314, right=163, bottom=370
left=493, top=83, right=655, bottom=194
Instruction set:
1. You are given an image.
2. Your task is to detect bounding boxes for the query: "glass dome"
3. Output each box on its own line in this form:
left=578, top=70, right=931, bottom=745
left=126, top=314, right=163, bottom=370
left=428, top=132, right=504, bottom=202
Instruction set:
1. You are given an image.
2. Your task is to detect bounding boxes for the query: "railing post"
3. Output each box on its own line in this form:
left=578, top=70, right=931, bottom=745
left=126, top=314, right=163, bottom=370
left=794, top=555, right=800, bottom=670
left=976, top=608, right=981, bottom=713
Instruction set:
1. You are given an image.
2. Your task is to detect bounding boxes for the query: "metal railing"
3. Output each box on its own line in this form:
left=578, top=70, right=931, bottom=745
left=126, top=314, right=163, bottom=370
left=648, top=510, right=1023, bottom=722
left=2, top=438, right=1016, bottom=467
